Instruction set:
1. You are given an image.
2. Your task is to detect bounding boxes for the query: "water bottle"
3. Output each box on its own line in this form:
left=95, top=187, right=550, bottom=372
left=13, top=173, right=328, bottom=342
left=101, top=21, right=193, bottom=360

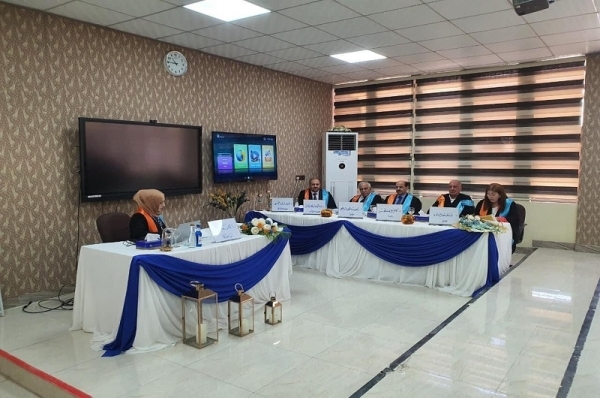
left=195, top=224, right=202, bottom=247
left=188, top=224, right=195, bottom=248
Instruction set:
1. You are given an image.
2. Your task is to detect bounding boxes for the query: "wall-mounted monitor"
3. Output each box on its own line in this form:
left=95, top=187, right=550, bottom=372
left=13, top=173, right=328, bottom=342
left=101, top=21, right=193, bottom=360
left=212, top=131, right=278, bottom=183
left=79, top=118, right=202, bottom=202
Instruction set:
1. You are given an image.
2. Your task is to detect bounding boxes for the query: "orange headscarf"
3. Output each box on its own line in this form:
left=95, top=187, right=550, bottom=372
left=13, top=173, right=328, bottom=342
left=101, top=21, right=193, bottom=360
left=133, top=189, right=165, bottom=217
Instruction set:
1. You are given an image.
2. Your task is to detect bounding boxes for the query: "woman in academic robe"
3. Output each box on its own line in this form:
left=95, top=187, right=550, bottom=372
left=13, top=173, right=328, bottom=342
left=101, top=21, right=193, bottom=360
left=474, top=183, right=519, bottom=253
left=129, top=189, right=167, bottom=240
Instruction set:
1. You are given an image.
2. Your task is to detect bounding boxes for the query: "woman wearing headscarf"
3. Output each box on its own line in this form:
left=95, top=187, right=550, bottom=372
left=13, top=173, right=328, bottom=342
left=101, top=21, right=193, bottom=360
left=474, top=183, right=519, bottom=253
left=129, top=189, right=167, bottom=240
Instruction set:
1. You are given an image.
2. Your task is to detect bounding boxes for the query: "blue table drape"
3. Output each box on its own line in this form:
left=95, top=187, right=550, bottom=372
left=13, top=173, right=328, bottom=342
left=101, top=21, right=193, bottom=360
left=245, top=211, right=344, bottom=255
left=245, top=211, right=500, bottom=295
left=102, top=235, right=289, bottom=357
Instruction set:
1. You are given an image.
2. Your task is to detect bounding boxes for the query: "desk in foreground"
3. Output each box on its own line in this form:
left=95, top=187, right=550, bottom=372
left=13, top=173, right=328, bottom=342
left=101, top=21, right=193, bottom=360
left=260, top=211, right=511, bottom=297
left=71, top=232, right=292, bottom=353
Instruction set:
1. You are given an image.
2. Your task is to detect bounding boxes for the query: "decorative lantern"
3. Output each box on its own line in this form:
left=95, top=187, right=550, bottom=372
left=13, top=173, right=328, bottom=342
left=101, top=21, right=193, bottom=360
left=181, top=281, right=218, bottom=348
left=228, top=283, right=254, bottom=337
left=264, top=293, right=282, bottom=325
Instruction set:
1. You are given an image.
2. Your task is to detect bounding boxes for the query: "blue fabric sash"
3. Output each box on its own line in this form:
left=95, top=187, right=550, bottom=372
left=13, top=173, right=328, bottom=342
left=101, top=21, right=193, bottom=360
left=457, top=199, right=474, bottom=215
left=102, top=235, right=289, bottom=357
left=321, top=189, right=329, bottom=205
left=402, top=193, right=414, bottom=214
left=498, top=198, right=513, bottom=217
left=245, top=211, right=500, bottom=296
left=360, top=192, right=376, bottom=211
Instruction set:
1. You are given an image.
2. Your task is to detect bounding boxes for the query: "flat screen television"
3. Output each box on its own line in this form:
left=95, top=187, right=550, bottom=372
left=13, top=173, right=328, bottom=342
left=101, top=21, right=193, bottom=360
left=212, top=131, right=278, bottom=183
left=79, top=118, right=202, bottom=202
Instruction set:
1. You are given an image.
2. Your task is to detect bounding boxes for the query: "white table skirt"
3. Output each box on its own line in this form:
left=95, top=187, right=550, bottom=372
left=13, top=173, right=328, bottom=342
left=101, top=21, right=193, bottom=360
left=261, top=212, right=512, bottom=297
left=71, top=231, right=292, bottom=353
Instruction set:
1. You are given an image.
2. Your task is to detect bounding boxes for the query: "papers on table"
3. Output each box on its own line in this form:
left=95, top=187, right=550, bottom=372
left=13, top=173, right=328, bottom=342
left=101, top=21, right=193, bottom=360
left=337, top=202, right=363, bottom=218
left=375, top=204, right=404, bottom=221
left=270, top=198, right=294, bottom=212
left=208, top=218, right=241, bottom=242
left=303, top=199, right=326, bottom=215
left=429, top=207, right=459, bottom=225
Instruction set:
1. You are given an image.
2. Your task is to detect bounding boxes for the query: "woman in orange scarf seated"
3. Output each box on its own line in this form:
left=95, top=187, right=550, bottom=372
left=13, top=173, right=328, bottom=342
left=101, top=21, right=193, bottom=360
left=474, top=183, right=519, bottom=253
left=129, top=189, right=167, bottom=241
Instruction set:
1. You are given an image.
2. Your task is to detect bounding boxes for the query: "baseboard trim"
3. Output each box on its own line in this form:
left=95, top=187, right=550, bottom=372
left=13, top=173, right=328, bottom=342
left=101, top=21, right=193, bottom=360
left=532, top=240, right=576, bottom=251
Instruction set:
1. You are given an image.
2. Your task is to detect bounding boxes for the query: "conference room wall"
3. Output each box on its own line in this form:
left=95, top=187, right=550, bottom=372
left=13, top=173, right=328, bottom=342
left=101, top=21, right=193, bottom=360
left=0, top=3, right=332, bottom=299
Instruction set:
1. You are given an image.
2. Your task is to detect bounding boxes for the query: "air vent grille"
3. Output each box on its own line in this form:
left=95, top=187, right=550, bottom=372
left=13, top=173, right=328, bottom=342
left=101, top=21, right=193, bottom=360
left=327, top=134, right=357, bottom=151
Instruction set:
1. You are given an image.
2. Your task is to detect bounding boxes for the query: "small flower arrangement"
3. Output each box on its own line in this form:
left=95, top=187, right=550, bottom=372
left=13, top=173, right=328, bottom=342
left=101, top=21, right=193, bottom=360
left=240, top=217, right=290, bottom=241
left=455, top=215, right=507, bottom=234
left=329, top=125, right=352, bottom=132
left=208, top=189, right=249, bottom=218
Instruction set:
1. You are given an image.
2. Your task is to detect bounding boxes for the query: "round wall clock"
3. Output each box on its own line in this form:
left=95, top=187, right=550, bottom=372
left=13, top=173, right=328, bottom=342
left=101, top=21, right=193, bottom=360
left=164, top=51, right=188, bottom=77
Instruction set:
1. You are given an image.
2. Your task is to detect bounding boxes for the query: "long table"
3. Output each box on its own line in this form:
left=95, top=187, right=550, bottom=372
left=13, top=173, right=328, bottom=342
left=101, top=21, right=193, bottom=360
left=71, top=231, right=292, bottom=353
left=260, top=212, right=512, bottom=297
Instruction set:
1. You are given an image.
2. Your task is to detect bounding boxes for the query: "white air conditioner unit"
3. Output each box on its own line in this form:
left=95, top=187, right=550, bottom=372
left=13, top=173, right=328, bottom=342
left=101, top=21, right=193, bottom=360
left=322, top=131, right=358, bottom=203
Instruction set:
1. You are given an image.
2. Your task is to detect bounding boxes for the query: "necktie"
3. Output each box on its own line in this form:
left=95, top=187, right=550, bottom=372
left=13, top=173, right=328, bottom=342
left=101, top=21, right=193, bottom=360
left=395, top=195, right=404, bottom=205
left=313, top=193, right=317, bottom=200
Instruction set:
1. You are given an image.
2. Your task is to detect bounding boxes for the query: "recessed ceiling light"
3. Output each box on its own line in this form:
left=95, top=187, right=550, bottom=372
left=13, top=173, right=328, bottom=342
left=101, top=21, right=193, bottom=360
left=331, top=50, right=386, bottom=63
left=184, top=0, right=270, bottom=22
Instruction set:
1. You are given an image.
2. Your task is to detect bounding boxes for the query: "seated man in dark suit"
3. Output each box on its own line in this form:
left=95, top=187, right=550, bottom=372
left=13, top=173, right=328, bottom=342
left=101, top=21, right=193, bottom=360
left=297, top=178, right=337, bottom=209
left=350, top=181, right=384, bottom=211
left=430, top=179, right=474, bottom=216
left=384, top=180, right=422, bottom=213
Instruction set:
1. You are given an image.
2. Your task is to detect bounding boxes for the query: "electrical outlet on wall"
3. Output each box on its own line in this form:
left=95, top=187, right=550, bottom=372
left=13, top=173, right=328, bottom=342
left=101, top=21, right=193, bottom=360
left=295, top=175, right=305, bottom=181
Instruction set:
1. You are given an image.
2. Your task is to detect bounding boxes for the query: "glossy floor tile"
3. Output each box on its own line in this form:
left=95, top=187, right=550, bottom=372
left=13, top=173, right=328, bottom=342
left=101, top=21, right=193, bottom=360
left=1, top=248, right=600, bottom=397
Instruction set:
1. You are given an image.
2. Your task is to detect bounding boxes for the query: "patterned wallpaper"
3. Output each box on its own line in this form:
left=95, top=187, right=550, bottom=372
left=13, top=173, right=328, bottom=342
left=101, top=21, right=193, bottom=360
left=0, top=3, right=332, bottom=299
left=577, top=53, right=600, bottom=248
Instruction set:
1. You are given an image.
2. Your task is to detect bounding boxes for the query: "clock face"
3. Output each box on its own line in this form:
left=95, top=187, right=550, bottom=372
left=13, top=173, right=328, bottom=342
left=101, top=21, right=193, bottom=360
left=164, top=51, right=188, bottom=76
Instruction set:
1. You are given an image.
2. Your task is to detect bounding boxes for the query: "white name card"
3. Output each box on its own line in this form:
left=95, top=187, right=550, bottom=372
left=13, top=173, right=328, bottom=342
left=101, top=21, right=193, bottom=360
left=337, top=202, right=363, bottom=218
left=208, top=218, right=241, bottom=243
left=271, top=198, right=294, bottom=212
left=376, top=204, right=404, bottom=221
left=303, top=199, right=326, bottom=215
left=429, top=207, right=459, bottom=225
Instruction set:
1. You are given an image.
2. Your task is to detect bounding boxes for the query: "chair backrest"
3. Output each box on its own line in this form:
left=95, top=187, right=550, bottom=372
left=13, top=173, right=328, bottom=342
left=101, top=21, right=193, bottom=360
left=514, top=203, right=526, bottom=244
left=96, top=212, right=131, bottom=243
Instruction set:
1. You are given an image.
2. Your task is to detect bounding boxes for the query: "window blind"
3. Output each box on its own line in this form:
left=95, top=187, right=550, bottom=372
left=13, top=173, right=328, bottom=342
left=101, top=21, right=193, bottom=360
left=334, top=60, right=585, bottom=203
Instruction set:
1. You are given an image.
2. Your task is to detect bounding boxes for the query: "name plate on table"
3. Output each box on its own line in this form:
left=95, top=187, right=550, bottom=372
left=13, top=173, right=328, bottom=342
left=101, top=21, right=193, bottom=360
left=375, top=204, right=404, bottom=221
left=271, top=198, right=294, bottom=212
left=429, top=207, right=459, bottom=225
left=337, top=202, right=363, bottom=218
left=208, top=218, right=241, bottom=243
left=303, top=199, right=326, bottom=215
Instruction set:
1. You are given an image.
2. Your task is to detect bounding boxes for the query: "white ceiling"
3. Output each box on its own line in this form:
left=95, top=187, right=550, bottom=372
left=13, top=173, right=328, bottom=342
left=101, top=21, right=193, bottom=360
left=6, top=0, right=600, bottom=84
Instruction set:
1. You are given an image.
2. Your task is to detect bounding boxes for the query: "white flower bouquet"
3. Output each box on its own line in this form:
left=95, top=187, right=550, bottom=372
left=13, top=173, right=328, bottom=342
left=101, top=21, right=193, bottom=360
left=240, top=217, right=290, bottom=241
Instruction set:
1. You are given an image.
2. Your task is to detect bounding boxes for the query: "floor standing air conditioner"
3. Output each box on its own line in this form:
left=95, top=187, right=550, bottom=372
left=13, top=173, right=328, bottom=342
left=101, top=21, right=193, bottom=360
left=322, top=131, right=358, bottom=203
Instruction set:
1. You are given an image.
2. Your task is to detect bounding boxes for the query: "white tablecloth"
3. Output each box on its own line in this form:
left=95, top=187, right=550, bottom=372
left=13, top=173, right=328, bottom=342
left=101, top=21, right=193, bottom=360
left=71, top=231, right=292, bottom=352
left=261, top=212, right=512, bottom=297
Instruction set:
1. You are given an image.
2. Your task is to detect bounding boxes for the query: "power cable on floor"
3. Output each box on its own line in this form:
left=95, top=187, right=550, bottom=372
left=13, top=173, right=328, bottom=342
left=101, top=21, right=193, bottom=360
left=22, top=283, right=75, bottom=314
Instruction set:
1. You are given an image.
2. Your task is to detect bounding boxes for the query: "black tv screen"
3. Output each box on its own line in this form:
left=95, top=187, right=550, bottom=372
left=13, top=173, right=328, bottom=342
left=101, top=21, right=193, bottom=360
left=79, top=118, right=202, bottom=202
left=212, top=131, right=278, bottom=183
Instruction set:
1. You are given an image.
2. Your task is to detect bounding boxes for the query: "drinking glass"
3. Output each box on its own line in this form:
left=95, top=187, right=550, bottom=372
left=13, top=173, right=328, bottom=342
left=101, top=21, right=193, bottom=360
left=408, top=207, right=415, bottom=216
left=171, top=228, right=181, bottom=247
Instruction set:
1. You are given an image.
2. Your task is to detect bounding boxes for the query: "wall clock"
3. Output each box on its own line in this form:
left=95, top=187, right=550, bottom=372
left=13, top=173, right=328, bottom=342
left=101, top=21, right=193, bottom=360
left=164, top=51, right=188, bottom=77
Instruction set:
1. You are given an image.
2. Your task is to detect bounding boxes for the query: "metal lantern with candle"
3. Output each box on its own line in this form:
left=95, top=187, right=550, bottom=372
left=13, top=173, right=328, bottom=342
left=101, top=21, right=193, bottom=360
left=264, top=293, right=282, bottom=325
left=228, top=283, right=254, bottom=337
left=181, top=281, right=218, bottom=348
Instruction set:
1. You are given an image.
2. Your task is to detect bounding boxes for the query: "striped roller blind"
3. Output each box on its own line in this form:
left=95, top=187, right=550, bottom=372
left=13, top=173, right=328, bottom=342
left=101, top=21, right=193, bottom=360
left=334, top=60, right=585, bottom=203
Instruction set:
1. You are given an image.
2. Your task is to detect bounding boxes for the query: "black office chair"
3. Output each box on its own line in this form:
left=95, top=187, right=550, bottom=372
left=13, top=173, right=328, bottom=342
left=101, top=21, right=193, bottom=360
left=514, top=203, right=526, bottom=245
left=96, top=212, right=131, bottom=243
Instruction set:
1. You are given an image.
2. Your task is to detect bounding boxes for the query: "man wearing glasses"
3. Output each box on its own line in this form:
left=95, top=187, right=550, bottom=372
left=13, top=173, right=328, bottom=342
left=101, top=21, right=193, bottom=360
left=430, top=179, right=474, bottom=216
left=350, top=181, right=384, bottom=211
left=385, top=180, right=422, bottom=213
left=297, top=178, right=337, bottom=209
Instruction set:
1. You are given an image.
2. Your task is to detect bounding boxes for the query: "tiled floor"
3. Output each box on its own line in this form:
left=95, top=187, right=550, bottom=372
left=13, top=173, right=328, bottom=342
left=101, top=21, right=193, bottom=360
left=1, top=248, right=600, bottom=397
